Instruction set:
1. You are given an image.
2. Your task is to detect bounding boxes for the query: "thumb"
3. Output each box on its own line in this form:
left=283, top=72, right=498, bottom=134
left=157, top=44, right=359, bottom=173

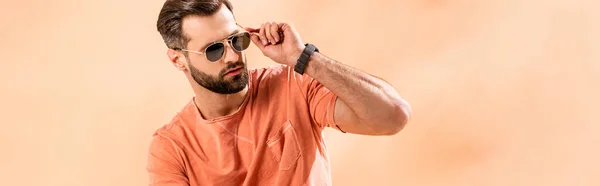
left=279, top=23, right=295, bottom=36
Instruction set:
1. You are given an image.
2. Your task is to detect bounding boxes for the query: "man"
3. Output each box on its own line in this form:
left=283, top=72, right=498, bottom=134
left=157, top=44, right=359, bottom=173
left=147, top=0, right=412, bottom=185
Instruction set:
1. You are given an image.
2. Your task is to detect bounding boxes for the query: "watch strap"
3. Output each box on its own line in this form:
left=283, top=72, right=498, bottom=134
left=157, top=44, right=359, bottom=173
left=294, top=43, right=319, bottom=75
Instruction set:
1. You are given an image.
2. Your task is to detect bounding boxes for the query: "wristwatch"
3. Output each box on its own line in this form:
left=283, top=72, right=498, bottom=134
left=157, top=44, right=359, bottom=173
left=294, top=43, right=319, bottom=75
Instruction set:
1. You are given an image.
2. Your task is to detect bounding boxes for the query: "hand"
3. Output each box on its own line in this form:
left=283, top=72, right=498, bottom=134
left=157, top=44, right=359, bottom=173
left=244, top=22, right=305, bottom=66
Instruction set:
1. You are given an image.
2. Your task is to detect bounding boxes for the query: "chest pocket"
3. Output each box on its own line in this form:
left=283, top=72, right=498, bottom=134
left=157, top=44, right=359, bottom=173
left=266, top=120, right=302, bottom=170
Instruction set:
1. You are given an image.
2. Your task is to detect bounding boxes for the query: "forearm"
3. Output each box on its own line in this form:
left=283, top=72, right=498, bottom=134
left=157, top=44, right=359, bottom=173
left=302, top=52, right=411, bottom=133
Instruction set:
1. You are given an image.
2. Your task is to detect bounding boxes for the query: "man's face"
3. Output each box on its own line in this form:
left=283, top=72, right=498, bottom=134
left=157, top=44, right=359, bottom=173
left=180, top=6, right=248, bottom=94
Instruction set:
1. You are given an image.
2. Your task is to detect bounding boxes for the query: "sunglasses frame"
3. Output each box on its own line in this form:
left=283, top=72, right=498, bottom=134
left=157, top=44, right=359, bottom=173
left=174, top=30, right=251, bottom=62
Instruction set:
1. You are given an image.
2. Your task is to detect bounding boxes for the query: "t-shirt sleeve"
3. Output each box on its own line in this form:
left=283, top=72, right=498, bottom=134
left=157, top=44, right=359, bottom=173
left=292, top=67, right=346, bottom=133
left=147, top=134, right=190, bottom=186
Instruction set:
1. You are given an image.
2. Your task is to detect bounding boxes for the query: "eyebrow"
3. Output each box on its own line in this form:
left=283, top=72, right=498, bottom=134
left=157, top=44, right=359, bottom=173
left=198, top=29, right=241, bottom=51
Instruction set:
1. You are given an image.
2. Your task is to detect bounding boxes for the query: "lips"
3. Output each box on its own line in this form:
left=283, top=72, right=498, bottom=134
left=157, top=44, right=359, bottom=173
left=224, top=66, right=242, bottom=76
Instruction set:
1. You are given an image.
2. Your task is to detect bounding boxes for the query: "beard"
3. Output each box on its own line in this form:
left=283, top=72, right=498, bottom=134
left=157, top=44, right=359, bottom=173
left=188, top=61, right=249, bottom=94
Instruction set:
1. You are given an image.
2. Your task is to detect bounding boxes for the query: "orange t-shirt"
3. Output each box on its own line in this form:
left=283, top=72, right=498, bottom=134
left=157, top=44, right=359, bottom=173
left=147, top=65, right=344, bottom=186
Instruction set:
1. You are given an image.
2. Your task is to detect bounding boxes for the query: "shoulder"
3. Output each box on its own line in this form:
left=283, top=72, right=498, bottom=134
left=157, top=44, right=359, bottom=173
left=150, top=102, right=194, bottom=150
left=247, top=64, right=291, bottom=91
left=147, top=113, right=188, bottom=172
left=152, top=115, right=183, bottom=138
left=248, top=64, right=293, bottom=82
left=248, top=64, right=313, bottom=88
left=150, top=116, right=184, bottom=149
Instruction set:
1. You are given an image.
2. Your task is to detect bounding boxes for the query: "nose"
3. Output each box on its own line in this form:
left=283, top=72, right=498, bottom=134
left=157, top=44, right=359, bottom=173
left=222, top=42, right=240, bottom=64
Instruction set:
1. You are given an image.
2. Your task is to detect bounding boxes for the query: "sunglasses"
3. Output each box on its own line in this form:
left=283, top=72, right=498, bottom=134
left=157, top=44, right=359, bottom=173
left=175, top=32, right=251, bottom=62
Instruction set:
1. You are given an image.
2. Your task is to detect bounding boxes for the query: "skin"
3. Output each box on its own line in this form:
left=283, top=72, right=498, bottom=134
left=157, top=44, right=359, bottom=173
left=167, top=6, right=412, bottom=135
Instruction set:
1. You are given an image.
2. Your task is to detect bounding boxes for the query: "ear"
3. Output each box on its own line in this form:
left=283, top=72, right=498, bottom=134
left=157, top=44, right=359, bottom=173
left=167, top=49, right=186, bottom=71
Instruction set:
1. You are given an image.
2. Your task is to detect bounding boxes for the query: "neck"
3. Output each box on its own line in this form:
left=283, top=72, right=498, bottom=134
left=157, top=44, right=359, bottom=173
left=192, top=85, right=248, bottom=120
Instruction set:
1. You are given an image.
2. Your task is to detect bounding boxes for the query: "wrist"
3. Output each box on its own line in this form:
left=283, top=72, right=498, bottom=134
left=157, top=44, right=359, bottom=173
left=292, top=43, right=319, bottom=75
left=288, top=45, right=305, bottom=66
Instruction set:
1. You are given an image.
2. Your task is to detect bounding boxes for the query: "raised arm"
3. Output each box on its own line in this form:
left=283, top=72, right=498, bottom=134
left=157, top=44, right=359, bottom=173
left=245, top=22, right=411, bottom=135
left=302, top=52, right=411, bottom=135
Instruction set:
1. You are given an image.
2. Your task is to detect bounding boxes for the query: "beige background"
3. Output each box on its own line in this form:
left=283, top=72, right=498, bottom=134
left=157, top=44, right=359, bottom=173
left=1, top=0, right=599, bottom=185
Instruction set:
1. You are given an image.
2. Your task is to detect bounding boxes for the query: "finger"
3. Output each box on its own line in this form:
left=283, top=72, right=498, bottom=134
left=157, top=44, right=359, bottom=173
left=244, top=27, right=260, bottom=33
left=265, top=22, right=275, bottom=45
left=249, top=33, right=265, bottom=50
left=259, top=23, right=268, bottom=46
left=270, top=22, right=280, bottom=43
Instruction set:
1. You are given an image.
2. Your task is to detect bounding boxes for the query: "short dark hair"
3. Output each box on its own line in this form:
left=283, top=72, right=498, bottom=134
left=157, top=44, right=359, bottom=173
left=156, top=0, right=233, bottom=49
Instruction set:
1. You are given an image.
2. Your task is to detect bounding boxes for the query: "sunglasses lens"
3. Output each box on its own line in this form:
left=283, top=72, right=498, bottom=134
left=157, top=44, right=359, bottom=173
left=231, top=33, right=251, bottom=52
left=205, top=43, right=225, bottom=62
